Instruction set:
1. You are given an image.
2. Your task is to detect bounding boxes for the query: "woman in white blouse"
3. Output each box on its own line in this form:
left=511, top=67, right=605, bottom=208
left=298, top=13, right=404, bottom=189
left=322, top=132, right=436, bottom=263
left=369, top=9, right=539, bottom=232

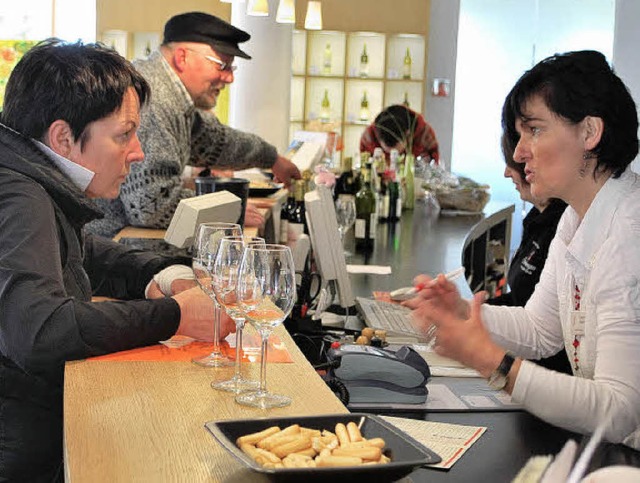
left=408, top=50, right=640, bottom=448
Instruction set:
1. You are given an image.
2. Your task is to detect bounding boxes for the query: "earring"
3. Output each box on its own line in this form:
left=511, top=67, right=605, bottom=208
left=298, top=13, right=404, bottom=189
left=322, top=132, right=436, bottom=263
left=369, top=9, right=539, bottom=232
left=579, top=151, right=593, bottom=178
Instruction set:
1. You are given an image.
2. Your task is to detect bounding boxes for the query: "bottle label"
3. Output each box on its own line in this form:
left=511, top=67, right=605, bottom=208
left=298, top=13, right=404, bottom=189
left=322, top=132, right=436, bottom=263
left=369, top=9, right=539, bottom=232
left=369, top=214, right=377, bottom=239
left=396, top=197, right=403, bottom=217
left=355, top=218, right=366, bottom=239
left=382, top=194, right=390, bottom=219
left=279, top=220, right=289, bottom=244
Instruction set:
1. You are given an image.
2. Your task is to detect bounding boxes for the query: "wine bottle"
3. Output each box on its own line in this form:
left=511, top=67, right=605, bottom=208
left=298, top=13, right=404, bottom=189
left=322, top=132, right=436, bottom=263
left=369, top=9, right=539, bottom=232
left=402, top=91, right=410, bottom=108
left=320, top=89, right=330, bottom=123
left=288, top=180, right=306, bottom=241
left=323, top=43, right=332, bottom=75
left=403, top=153, right=415, bottom=209
left=359, top=90, right=370, bottom=122
left=355, top=162, right=377, bottom=252
left=378, top=173, right=390, bottom=223
left=389, top=149, right=403, bottom=220
left=334, top=156, right=358, bottom=200
left=387, top=171, right=400, bottom=222
left=280, top=187, right=294, bottom=244
left=359, top=43, right=369, bottom=78
left=403, top=47, right=412, bottom=79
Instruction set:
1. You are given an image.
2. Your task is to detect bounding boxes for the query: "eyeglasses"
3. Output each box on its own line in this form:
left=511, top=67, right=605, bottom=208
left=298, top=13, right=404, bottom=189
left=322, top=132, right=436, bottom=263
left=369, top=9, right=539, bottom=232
left=185, top=48, right=237, bottom=73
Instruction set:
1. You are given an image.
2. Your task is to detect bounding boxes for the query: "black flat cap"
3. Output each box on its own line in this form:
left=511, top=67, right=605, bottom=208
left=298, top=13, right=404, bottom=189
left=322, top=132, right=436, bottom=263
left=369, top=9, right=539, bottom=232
left=163, top=11, right=251, bottom=59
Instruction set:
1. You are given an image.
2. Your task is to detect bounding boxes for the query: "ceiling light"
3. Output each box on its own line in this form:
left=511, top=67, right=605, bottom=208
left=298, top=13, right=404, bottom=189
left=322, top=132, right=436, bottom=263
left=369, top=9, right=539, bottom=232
left=304, top=1, right=322, bottom=30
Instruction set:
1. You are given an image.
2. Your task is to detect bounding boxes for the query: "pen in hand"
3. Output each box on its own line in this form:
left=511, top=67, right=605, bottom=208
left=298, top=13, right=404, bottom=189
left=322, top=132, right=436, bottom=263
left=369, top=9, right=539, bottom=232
left=407, top=266, right=466, bottom=296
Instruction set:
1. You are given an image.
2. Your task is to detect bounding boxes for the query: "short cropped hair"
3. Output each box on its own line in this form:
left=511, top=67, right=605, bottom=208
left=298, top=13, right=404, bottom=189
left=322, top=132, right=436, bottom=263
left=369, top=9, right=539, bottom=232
left=502, top=50, right=638, bottom=178
left=374, top=105, right=417, bottom=147
left=2, top=38, right=150, bottom=149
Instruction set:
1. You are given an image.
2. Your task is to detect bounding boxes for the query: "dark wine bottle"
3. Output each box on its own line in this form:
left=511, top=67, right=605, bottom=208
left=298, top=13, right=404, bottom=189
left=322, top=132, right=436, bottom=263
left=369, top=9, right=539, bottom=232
left=280, top=187, right=294, bottom=244
left=355, top=162, right=377, bottom=252
left=289, top=180, right=306, bottom=241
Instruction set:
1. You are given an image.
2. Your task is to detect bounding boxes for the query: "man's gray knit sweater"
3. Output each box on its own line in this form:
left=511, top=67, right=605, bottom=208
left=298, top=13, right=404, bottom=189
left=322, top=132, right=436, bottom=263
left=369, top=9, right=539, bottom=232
left=87, top=50, right=277, bottom=237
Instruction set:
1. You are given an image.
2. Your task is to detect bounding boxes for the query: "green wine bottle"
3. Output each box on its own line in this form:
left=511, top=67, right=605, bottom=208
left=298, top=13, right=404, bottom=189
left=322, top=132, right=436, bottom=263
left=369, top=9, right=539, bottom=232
left=355, top=162, right=377, bottom=252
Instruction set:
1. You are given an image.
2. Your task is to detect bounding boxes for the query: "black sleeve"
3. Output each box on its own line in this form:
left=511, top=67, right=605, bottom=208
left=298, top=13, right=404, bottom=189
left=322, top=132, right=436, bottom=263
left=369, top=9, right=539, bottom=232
left=0, top=179, right=181, bottom=374
left=83, top=233, right=190, bottom=300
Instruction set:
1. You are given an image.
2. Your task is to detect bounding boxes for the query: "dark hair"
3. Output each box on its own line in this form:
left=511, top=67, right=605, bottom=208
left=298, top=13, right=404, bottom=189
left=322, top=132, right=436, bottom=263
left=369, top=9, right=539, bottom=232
left=1, top=38, right=150, bottom=148
left=502, top=50, right=638, bottom=178
left=374, top=105, right=417, bottom=147
left=501, top=132, right=527, bottom=181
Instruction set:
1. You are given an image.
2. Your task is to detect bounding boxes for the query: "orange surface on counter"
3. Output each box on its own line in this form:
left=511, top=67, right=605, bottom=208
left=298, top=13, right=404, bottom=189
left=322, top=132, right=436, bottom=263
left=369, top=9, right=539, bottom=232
left=88, top=332, right=293, bottom=363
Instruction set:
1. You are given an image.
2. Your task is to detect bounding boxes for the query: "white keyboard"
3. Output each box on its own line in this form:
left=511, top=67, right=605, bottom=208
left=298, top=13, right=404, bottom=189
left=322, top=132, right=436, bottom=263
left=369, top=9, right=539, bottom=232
left=355, top=297, right=424, bottom=339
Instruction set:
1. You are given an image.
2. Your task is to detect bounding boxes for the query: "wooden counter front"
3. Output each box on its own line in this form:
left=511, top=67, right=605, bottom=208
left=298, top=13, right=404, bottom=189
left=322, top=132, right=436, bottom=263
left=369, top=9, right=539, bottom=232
left=63, top=326, right=347, bottom=482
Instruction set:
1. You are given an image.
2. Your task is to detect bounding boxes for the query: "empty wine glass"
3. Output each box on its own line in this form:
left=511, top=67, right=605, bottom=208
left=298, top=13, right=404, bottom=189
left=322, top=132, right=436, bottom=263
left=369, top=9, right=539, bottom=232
left=235, top=244, right=297, bottom=409
left=211, top=236, right=265, bottom=393
left=191, top=222, right=241, bottom=367
left=335, top=195, right=357, bottom=255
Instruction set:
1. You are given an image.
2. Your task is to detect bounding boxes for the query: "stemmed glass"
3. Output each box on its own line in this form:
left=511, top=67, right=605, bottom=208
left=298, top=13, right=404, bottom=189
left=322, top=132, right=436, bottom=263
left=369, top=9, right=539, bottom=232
left=210, top=236, right=265, bottom=393
left=191, top=222, right=242, bottom=367
left=335, top=195, right=357, bottom=256
left=235, top=244, right=297, bottom=409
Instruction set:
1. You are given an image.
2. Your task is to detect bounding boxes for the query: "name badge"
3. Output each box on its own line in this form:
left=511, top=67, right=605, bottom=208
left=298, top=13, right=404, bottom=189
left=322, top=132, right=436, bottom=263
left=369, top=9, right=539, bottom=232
left=571, top=310, right=585, bottom=336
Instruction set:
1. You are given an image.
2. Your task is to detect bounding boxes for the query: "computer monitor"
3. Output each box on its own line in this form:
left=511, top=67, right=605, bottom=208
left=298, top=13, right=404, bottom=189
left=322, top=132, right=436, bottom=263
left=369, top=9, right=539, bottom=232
left=164, top=191, right=242, bottom=249
left=304, top=185, right=355, bottom=309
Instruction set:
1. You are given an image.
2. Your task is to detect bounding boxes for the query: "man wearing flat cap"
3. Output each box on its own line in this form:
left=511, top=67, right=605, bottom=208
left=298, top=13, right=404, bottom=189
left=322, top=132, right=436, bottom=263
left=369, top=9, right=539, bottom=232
left=88, top=11, right=301, bottom=237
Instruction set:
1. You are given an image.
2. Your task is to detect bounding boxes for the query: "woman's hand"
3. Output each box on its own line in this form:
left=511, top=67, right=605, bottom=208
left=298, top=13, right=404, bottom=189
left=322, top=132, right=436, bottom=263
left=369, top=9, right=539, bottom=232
left=172, top=287, right=236, bottom=341
left=403, top=273, right=470, bottom=320
left=412, top=291, right=505, bottom=378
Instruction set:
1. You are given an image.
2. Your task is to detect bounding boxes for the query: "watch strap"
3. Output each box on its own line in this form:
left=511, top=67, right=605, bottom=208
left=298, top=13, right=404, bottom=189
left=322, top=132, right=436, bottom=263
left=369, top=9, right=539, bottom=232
left=496, top=351, right=515, bottom=377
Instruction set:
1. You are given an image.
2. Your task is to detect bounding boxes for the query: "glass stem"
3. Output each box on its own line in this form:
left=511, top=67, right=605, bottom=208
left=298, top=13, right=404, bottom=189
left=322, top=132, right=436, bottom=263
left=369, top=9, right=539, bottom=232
left=234, top=319, right=245, bottom=379
left=212, top=301, right=221, bottom=354
left=259, top=333, right=270, bottom=394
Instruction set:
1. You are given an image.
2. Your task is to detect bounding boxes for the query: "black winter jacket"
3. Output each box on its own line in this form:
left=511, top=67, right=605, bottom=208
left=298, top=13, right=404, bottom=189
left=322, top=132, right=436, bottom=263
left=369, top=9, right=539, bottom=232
left=0, top=124, right=187, bottom=481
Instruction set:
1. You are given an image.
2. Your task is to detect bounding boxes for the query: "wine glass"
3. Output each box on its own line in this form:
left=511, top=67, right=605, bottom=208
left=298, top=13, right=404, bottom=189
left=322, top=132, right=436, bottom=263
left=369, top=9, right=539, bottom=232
left=335, top=195, right=357, bottom=256
left=191, top=222, right=242, bottom=367
left=235, top=244, right=297, bottom=409
left=210, top=236, right=265, bottom=393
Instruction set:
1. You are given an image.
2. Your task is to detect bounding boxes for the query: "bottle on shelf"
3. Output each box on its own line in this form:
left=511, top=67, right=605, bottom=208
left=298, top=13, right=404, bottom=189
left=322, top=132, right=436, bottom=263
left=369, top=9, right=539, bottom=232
left=288, top=180, right=307, bottom=241
left=359, top=43, right=369, bottom=78
left=144, top=41, right=152, bottom=57
left=403, top=47, right=412, bottom=80
left=323, top=43, right=332, bottom=75
left=359, top=90, right=370, bottom=123
left=320, top=89, right=331, bottom=123
left=355, top=162, right=377, bottom=252
left=279, top=187, right=294, bottom=244
left=402, top=91, right=410, bottom=108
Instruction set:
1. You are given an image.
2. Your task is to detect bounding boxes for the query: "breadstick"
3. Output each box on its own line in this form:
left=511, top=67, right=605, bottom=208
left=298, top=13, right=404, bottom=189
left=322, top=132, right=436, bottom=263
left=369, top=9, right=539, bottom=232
left=334, top=423, right=351, bottom=446
left=333, top=446, right=382, bottom=461
left=293, top=447, right=317, bottom=457
left=254, top=447, right=281, bottom=465
left=272, top=436, right=312, bottom=459
left=344, top=438, right=386, bottom=449
left=316, top=455, right=363, bottom=467
left=256, top=424, right=300, bottom=449
left=236, top=426, right=280, bottom=446
left=300, top=427, right=322, bottom=438
left=258, top=434, right=299, bottom=451
left=346, top=421, right=363, bottom=442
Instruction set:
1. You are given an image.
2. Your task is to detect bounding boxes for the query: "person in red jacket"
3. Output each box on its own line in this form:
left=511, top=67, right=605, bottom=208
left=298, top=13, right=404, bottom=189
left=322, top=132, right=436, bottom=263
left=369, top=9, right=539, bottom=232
left=359, top=104, right=440, bottom=164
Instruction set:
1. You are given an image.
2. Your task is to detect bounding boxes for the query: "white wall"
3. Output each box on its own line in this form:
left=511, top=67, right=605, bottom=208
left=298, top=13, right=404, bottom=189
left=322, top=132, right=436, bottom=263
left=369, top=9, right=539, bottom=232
left=613, top=0, right=640, bottom=172
left=229, top=2, right=293, bottom=153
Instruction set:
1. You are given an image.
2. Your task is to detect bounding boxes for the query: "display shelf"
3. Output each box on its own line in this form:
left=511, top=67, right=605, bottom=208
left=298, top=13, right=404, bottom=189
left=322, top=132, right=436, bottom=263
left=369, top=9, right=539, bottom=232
left=346, top=31, right=385, bottom=79
left=386, top=34, right=425, bottom=81
left=291, top=29, right=426, bottom=163
left=305, top=77, right=344, bottom=123
left=307, top=31, right=346, bottom=77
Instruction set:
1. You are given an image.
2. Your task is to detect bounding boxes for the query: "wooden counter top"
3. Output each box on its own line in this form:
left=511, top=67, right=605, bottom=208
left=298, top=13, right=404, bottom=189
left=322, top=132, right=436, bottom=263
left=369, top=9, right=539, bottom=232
left=63, top=326, right=347, bottom=482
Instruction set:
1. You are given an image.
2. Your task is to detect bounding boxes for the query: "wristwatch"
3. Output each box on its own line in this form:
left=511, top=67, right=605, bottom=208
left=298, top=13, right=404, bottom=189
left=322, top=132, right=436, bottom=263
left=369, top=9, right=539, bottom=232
left=488, top=352, right=515, bottom=391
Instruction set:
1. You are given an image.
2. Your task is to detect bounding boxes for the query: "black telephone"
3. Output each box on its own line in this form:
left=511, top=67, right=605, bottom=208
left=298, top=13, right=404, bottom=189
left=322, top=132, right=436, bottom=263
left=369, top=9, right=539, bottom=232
left=326, top=344, right=431, bottom=405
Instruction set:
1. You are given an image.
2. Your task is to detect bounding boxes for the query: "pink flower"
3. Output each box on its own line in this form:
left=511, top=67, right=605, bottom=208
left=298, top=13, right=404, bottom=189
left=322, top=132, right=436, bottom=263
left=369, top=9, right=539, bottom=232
left=314, top=166, right=336, bottom=188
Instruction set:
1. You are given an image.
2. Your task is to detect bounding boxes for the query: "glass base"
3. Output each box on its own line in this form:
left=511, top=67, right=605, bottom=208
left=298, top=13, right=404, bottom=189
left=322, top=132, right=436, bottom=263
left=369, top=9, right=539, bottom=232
left=235, top=391, right=292, bottom=409
left=211, top=376, right=259, bottom=394
left=192, top=351, right=234, bottom=368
